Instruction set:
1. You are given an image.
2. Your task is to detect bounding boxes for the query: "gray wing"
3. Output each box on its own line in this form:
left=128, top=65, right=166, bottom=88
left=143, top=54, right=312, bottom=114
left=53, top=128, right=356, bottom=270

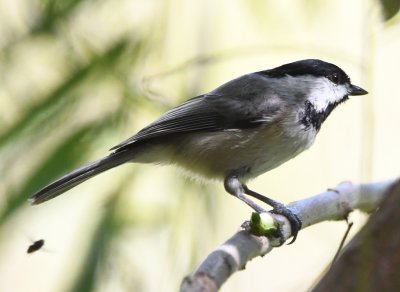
left=111, top=73, right=283, bottom=151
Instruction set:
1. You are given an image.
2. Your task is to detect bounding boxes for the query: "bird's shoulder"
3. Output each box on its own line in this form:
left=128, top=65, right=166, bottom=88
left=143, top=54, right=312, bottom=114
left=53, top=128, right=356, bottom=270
left=111, top=73, right=284, bottom=151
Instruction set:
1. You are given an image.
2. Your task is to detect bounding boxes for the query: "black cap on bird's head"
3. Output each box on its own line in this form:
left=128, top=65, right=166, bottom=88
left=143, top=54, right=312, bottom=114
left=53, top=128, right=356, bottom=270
left=261, top=59, right=368, bottom=96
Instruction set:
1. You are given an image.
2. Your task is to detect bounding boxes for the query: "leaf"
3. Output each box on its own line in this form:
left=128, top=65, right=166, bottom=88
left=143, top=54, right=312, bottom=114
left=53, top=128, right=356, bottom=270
left=0, top=114, right=122, bottom=222
left=0, top=39, right=130, bottom=149
left=379, top=0, right=400, bottom=21
left=70, top=197, right=116, bottom=292
left=69, top=192, right=140, bottom=292
left=34, top=0, right=87, bottom=33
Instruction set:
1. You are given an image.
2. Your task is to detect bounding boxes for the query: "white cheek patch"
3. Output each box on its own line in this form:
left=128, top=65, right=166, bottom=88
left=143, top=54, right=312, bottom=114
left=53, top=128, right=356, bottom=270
left=280, top=75, right=348, bottom=112
left=305, top=78, right=348, bottom=112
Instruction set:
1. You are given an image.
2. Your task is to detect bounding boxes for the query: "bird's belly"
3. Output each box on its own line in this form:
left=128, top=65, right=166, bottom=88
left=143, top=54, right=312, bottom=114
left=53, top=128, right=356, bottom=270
left=168, top=125, right=316, bottom=181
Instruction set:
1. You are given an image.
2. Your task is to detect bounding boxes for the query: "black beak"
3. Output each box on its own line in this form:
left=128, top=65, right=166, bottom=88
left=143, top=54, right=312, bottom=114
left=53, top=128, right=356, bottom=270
left=349, top=84, right=368, bottom=96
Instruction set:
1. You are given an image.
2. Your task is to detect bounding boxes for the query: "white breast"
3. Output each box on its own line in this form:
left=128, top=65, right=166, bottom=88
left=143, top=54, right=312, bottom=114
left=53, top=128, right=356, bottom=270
left=162, top=117, right=317, bottom=182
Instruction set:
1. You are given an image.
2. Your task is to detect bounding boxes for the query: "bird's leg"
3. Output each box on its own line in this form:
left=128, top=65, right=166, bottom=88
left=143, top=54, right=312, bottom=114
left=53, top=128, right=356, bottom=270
left=243, top=185, right=302, bottom=244
left=224, top=176, right=267, bottom=214
left=224, top=176, right=302, bottom=243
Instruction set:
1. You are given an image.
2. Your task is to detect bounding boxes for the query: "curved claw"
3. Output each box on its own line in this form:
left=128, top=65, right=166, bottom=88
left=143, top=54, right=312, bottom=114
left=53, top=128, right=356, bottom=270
left=271, top=206, right=302, bottom=244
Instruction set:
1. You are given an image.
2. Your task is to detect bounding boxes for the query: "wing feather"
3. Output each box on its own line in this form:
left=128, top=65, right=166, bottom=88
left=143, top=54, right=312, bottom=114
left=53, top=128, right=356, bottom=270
left=111, top=73, right=283, bottom=151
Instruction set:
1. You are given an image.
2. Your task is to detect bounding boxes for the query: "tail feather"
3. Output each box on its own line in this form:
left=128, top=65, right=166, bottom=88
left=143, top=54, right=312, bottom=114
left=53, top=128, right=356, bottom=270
left=30, top=151, right=133, bottom=205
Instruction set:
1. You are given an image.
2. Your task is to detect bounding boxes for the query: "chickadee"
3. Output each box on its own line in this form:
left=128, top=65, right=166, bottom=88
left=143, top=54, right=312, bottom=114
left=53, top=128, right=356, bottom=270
left=30, top=59, right=367, bottom=242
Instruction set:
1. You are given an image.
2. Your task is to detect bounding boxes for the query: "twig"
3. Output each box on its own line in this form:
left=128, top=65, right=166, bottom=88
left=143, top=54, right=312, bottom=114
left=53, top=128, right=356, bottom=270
left=180, top=179, right=396, bottom=292
left=331, top=220, right=353, bottom=266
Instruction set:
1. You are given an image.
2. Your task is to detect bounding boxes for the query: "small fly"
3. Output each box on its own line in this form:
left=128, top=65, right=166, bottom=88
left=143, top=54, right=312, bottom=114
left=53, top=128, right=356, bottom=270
left=27, top=239, right=45, bottom=254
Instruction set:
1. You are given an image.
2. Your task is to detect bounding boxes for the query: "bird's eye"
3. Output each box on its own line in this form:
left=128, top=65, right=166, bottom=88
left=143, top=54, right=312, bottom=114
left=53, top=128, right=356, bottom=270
left=329, top=73, right=340, bottom=85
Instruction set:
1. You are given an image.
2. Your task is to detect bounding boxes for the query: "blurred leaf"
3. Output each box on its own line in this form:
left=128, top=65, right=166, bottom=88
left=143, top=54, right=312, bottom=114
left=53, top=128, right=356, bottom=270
left=34, top=0, right=87, bottom=33
left=0, top=113, right=122, bottom=223
left=70, top=193, right=128, bottom=292
left=0, top=39, right=130, bottom=149
left=70, top=200, right=114, bottom=292
left=379, top=0, right=400, bottom=21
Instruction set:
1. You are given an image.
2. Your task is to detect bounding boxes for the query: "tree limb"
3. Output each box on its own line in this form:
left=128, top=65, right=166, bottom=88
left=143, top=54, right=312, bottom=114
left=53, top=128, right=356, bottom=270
left=180, top=179, right=397, bottom=292
left=311, top=179, right=400, bottom=291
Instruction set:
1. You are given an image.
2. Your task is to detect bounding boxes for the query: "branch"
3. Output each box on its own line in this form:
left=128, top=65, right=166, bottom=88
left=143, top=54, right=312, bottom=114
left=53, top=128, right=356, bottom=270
left=180, top=179, right=397, bottom=292
left=312, top=179, right=400, bottom=291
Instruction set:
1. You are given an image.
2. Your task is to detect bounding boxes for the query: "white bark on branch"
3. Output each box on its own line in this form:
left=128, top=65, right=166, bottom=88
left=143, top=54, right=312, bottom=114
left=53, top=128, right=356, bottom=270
left=180, top=179, right=397, bottom=292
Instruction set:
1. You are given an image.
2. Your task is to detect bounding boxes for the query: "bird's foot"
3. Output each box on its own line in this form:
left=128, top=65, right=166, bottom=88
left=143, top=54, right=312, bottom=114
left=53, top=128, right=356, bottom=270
left=270, top=203, right=302, bottom=245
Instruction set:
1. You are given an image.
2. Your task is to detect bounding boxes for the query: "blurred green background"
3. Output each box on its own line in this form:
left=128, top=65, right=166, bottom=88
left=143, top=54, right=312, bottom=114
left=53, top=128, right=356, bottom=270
left=0, top=0, right=399, bottom=291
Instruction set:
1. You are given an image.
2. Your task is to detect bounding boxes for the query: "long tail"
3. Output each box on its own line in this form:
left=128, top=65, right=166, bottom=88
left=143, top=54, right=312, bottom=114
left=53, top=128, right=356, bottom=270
left=30, top=150, right=134, bottom=205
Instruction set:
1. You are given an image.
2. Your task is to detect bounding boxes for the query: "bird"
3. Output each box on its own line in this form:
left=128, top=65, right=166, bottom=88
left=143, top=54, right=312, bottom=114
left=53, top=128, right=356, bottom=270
left=30, top=59, right=368, bottom=242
